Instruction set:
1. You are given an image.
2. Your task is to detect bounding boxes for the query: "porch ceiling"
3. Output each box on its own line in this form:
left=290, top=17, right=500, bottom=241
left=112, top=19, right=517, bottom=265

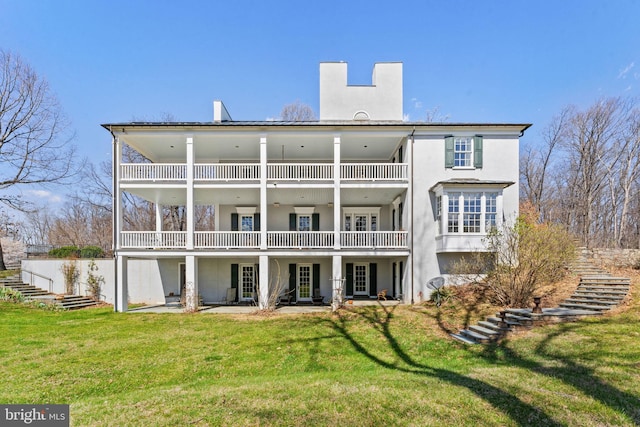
left=118, top=130, right=407, bottom=163
left=122, top=187, right=403, bottom=206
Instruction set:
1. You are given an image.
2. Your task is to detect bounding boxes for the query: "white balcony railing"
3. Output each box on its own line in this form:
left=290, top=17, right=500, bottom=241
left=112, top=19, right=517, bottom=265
left=195, top=164, right=260, bottom=181
left=267, top=231, right=334, bottom=248
left=267, top=164, right=333, bottom=181
left=120, top=231, right=408, bottom=249
left=121, top=231, right=187, bottom=248
left=341, top=163, right=408, bottom=181
left=341, top=231, right=408, bottom=248
left=195, top=231, right=260, bottom=248
left=120, top=162, right=408, bottom=182
left=121, top=164, right=186, bottom=181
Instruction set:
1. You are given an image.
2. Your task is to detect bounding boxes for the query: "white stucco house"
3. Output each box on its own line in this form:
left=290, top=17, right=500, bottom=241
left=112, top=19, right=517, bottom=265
left=101, top=62, right=529, bottom=312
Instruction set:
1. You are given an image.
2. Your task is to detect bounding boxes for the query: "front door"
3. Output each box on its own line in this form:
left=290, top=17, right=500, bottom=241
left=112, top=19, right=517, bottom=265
left=354, top=263, right=368, bottom=296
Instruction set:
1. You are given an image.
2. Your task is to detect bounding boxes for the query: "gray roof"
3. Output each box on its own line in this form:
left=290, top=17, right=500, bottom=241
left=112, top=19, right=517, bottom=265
left=429, top=179, right=515, bottom=192
left=102, top=121, right=531, bottom=133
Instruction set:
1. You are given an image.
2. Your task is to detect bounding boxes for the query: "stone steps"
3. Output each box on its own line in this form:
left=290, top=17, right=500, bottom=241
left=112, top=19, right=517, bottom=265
left=451, top=247, right=631, bottom=345
left=1, top=275, right=99, bottom=310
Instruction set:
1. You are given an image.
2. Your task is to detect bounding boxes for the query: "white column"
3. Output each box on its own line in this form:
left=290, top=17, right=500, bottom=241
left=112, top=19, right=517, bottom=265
left=155, top=203, right=163, bottom=232
left=114, top=137, right=123, bottom=250
left=185, top=255, right=198, bottom=312
left=155, top=203, right=163, bottom=245
left=115, top=255, right=128, bottom=312
left=259, top=255, right=269, bottom=309
left=333, top=135, right=341, bottom=249
left=260, top=135, right=268, bottom=250
left=331, top=255, right=343, bottom=311
left=407, top=136, right=414, bottom=304
left=186, top=136, right=194, bottom=250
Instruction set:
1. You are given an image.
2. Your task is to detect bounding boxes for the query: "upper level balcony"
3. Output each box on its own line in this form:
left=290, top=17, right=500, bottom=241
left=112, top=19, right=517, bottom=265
left=120, top=163, right=408, bottom=184
left=120, top=230, right=408, bottom=250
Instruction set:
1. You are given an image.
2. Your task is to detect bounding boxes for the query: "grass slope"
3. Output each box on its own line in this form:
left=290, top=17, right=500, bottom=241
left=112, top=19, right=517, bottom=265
left=1, top=272, right=639, bottom=426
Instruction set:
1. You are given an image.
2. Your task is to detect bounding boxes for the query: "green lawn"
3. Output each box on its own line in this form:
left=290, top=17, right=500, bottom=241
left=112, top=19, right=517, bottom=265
left=1, top=290, right=639, bottom=426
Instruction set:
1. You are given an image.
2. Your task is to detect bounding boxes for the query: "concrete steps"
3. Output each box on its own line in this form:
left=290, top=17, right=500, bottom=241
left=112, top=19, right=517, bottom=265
left=451, top=247, right=631, bottom=345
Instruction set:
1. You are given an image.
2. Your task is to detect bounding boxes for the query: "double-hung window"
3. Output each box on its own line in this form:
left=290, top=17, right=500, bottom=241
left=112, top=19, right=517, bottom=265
left=463, top=193, right=482, bottom=232
left=447, top=193, right=460, bottom=233
left=445, top=135, right=483, bottom=168
left=485, top=193, right=497, bottom=230
left=454, top=138, right=473, bottom=167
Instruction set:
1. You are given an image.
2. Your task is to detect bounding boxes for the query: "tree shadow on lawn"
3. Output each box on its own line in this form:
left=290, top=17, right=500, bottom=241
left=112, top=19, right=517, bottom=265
left=323, top=304, right=564, bottom=426
left=423, top=304, right=640, bottom=425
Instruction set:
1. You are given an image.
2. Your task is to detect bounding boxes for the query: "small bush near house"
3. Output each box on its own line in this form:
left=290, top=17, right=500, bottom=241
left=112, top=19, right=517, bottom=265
left=0, top=287, right=24, bottom=303
left=80, top=246, right=104, bottom=259
left=49, top=246, right=80, bottom=258
left=452, top=205, right=575, bottom=307
left=86, top=260, right=104, bottom=300
left=61, top=260, right=80, bottom=294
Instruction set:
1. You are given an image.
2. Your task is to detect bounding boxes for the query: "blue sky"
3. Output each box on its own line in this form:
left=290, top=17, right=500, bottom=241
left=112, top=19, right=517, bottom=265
left=2, top=0, right=640, bottom=206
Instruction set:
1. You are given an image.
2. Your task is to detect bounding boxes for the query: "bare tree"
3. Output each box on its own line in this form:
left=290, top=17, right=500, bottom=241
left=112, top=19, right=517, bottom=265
left=520, top=107, right=569, bottom=221
left=424, top=106, right=450, bottom=123
left=0, top=49, right=80, bottom=269
left=280, top=100, right=316, bottom=121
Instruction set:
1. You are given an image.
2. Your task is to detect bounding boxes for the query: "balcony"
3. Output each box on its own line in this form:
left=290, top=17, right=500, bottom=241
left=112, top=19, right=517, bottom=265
left=120, top=163, right=408, bottom=183
left=195, top=164, right=260, bottom=181
left=119, top=231, right=408, bottom=250
left=121, top=231, right=187, bottom=248
left=267, top=164, right=333, bottom=181
left=341, top=231, right=408, bottom=248
left=341, top=163, right=407, bottom=181
left=267, top=231, right=334, bottom=248
left=121, top=164, right=186, bottom=181
left=195, top=231, right=260, bottom=248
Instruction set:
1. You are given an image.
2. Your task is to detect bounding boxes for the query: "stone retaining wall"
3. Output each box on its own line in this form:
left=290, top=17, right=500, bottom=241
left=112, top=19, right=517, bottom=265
left=587, top=248, right=640, bottom=268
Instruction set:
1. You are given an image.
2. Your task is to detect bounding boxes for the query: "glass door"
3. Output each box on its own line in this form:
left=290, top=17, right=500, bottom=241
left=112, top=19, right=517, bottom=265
left=354, top=263, right=368, bottom=295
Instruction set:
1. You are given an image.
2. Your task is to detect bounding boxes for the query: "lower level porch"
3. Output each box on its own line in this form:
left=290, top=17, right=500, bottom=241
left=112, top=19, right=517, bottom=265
left=114, top=255, right=408, bottom=312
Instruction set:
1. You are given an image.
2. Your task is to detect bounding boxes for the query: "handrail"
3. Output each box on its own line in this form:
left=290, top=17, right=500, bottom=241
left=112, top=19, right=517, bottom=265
left=21, top=268, right=54, bottom=293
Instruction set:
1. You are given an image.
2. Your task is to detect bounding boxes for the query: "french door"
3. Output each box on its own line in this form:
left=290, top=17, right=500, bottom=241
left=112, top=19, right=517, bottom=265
left=241, top=264, right=255, bottom=301
left=298, top=264, right=312, bottom=301
left=354, top=263, right=368, bottom=296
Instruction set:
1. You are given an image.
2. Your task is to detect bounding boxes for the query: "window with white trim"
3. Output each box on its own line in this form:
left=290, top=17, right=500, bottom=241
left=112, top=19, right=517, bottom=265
left=447, top=193, right=460, bottom=233
left=444, top=191, right=501, bottom=234
left=454, top=137, right=473, bottom=167
left=298, top=215, right=311, bottom=232
left=343, top=208, right=380, bottom=232
left=241, top=215, right=254, bottom=232
left=445, top=135, right=483, bottom=169
left=463, top=193, right=482, bottom=233
left=485, top=193, right=498, bottom=230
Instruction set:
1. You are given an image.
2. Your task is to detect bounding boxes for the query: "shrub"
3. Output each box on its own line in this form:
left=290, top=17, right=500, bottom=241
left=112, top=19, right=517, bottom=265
left=86, top=260, right=104, bottom=300
left=61, top=260, right=80, bottom=294
left=0, top=287, right=24, bottom=303
left=80, top=246, right=104, bottom=259
left=49, top=246, right=80, bottom=258
left=452, top=209, right=575, bottom=308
